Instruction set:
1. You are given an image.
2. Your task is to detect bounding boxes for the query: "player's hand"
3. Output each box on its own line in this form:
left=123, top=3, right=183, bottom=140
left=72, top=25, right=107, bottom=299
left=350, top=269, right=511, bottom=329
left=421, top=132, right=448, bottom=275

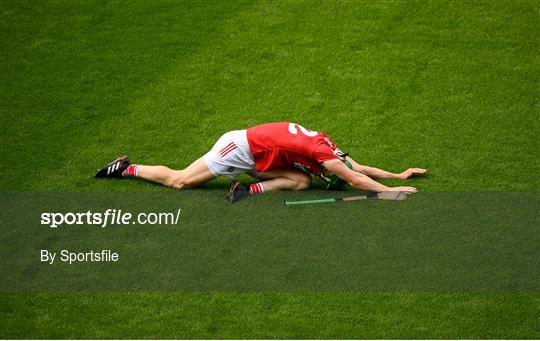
left=397, top=168, right=427, bottom=179
left=390, top=186, right=417, bottom=194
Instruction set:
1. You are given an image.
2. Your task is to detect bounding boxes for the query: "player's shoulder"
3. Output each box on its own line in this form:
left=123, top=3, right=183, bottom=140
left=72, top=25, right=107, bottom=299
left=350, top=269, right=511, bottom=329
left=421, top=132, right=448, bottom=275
left=313, top=132, right=346, bottom=157
left=319, top=132, right=337, bottom=149
left=250, top=121, right=289, bottom=129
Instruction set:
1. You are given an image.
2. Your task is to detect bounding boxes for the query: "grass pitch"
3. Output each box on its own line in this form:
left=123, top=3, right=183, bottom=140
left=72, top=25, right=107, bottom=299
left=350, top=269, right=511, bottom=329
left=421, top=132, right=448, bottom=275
left=1, top=0, right=539, bottom=338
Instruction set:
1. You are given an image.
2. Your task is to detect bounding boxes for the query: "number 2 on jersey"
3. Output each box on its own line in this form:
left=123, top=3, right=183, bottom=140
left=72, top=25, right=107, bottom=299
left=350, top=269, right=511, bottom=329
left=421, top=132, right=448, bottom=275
left=288, top=123, right=318, bottom=137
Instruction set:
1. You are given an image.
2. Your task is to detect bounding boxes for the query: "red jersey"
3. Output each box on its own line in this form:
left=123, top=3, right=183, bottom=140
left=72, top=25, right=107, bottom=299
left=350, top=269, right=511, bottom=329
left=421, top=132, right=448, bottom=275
left=246, top=122, right=344, bottom=176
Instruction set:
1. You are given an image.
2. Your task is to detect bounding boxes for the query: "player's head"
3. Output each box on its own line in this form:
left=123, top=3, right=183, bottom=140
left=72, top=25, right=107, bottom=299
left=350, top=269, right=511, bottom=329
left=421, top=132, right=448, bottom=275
left=322, top=156, right=353, bottom=190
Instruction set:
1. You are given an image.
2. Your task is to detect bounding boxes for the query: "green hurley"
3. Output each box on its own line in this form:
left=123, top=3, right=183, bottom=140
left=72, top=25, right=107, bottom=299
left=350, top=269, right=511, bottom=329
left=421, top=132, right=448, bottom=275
left=283, top=192, right=409, bottom=206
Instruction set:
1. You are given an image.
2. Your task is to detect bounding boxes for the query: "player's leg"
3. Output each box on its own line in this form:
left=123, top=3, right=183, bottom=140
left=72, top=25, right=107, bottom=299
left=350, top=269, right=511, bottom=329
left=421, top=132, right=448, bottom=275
left=256, top=169, right=312, bottom=191
left=136, top=157, right=215, bottom=189
left=95, top=156, right=216, bottom=189
left=227, top=169, right=311, bottom=202
left=96, top=130, right=251, bottom=190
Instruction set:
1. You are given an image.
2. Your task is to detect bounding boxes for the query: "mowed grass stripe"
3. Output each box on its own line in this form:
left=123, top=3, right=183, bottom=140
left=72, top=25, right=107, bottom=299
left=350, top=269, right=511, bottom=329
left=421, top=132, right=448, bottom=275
left=1, top=292, right=538, bottom=339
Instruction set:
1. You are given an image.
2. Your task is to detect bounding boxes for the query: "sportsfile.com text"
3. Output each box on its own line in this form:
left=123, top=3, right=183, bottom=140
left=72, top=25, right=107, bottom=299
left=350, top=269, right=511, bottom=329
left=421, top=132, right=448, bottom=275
left=40, top=209, right=181, bottom=228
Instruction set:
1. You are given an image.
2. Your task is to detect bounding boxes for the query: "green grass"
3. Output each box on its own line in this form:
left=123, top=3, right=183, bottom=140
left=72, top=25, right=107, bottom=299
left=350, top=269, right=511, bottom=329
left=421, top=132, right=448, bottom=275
left=1, top=293, right=538, bottom=339
left=1, top=0, right=539, bottom=338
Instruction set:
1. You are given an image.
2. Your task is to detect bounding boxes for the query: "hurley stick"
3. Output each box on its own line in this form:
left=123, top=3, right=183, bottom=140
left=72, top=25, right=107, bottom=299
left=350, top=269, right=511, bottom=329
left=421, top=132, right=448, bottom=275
left=283, top=192, right=408, bottom=206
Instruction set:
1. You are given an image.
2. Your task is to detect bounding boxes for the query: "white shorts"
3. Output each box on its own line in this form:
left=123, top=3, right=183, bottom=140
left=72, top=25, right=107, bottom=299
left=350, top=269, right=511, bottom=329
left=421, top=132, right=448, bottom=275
left=203, top=130, right=259, bottom=179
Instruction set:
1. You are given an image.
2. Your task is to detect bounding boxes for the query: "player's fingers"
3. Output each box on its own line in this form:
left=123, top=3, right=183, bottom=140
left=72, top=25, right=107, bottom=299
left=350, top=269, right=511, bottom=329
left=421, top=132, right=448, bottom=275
left=396, top=186, right=417, bottom=193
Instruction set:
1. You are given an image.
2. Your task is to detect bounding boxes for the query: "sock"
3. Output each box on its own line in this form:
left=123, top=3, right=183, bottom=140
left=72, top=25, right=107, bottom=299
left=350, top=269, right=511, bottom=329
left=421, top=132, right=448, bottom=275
left=249, top=183, right=264, bottom=195
left=122, top=164, right=139, bottom=177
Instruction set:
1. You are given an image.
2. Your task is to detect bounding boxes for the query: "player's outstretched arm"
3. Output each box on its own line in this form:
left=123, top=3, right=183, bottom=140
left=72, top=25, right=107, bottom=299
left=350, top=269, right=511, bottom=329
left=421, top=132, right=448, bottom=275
left=346, top=156, right=427, bottom=179
left=322, top=159, right=417, bottom=193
